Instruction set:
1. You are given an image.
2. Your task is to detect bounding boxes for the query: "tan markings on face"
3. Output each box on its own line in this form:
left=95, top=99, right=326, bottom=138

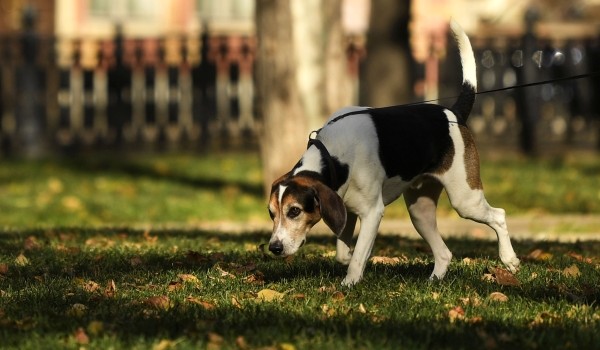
left=268, top=177, right=323, bottom=256
left=459, top=125, right=483, bottom=190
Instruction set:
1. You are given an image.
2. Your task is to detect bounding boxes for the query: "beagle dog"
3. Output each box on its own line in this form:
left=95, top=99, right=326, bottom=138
left=267, top=20, right=520, bottom=286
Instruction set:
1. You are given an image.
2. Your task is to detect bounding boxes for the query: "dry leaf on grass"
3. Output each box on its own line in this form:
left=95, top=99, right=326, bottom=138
left=567, top=252, right=593, bottom=264
left=231, top=296, right=243, bottom=309
left=527, top=249, right=553, bottom=261
left=489, top=267, right=521, bottom=286
left=82, top=280, right=100, bottom=293
left=87, top=320, right=104, bottom=336
left=73, top=327, right=90, bottom=345
left=562, top=264, right=581, bottom=278
left=67, top=303, right=88, bottom=317
left=15, top=253, right=29, bottom=266
left=488, top=292, right=509, bottom=302
left=256, top=289, right=285, bottom=302
left=331, top=291, right=345, bottom=301
left=144, top=296, right=172, bottom=310
left=448, top=306, right=465, bottom=323
left=24, top=236, right=41, bottom=250
left=370, top=256, right=404, bottom=265
left=153, top=339, right=177, bottom=350
left=0, top=263, right=8, bottom=275
left=104, top=280, right=117, bottom=298
left=185, top=296, right=216, bottom=310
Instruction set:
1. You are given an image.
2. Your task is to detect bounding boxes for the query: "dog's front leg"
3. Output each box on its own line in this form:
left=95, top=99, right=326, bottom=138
left=336, top=212, right=357, bottom=265
left=341, top=202, right=384, bottom=286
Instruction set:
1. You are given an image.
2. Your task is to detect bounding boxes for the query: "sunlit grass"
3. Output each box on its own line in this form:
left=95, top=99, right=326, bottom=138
left=1, top=152, right=600, bottom=228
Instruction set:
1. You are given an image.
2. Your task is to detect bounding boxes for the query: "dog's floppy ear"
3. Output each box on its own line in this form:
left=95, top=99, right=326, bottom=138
left=313, top=182, right=347, bottom=236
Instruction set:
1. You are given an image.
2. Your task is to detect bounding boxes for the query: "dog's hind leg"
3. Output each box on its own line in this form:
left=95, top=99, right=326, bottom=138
left=437, top=126, right=520, bottom=273
left=404, top=178, right=453, bottom=279
left=336, top=212, right=357, bottom=265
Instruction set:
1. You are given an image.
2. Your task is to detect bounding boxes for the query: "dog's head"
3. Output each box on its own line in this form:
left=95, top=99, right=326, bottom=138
left=267, top=174, right=346, bottom=257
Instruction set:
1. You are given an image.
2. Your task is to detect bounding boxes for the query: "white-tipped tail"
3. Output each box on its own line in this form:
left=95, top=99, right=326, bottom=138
left=450, top=19, right=477, bottom=91
left=450, top=19, right=477, bottom=123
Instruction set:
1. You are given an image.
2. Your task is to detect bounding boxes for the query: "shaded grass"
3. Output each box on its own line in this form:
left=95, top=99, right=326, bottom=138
left=1, top=228, right=599, bottom=349
left=1, top=152, right=600, bottom=229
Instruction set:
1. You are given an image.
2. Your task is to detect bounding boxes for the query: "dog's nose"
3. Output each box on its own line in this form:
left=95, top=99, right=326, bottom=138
left=269, top=240, right=284, bottom=255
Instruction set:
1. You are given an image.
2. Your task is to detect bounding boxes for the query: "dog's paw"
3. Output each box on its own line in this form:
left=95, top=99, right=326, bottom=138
left=341, top=275, right=361, bottom=287
left=335, top=252, right=352, bottom=265
left=503, top=256, right=521, bottom=273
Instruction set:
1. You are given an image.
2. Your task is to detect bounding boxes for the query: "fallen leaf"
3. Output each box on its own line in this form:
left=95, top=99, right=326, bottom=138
left=527, top=249, right=553, bottom=261
left=87, top=320, right=104, bottom=336
left=279, top=343, right=296, bottom=350
left=0, top=263, right=8, bottom=275
left=448, top=306, right=465, bottom=323
left=185, top=296, right=216, bottom=310
left=144, top=296, right=171, bottom=310
left=318, top=285, right=337, bottom=293
left=257, top=289, right=285, bottom=302
left=489, top=267, right=521, bottom=286
left=332, top=291, right=345, bottom=301
left=567, top=252, right=593, bottom=264
left=67, top=303, right=88, bottom=317
left=431, top=292, right=440, bottom=300
left=370, top=256, right=402, bottom=265
left=15, top=253, right=29, bottom=266
left=358, top=303, right=367, bottom=314
left=235, top=336, right=249, bottom=350
left=488, top=292, right=509, bottom=302
left=562, top=264, right=581, bottom=278
left=178, top=274, right=200, bottom=283
left=321, top=304, right=336, bottom=317
left=481, top=273, right=495, bottom=282
left=104, top=280, right=117, bottom=298
left=167, top=281, right=183, bottom=292
left=24, top=236, right=41, bottom=250
left=143, top=230, right=158, bottom=244
left=214, top=265, right=235, bottom=279
left=530, top=312, right=559, bottom=327
left=244, top=272, right=265, bottom=285
left=291, top=293, right=306, bottom=300
left=207, top=332, right=224, bottom=350
left=231, top=296, right=242, bottom=309
left=153, top=339, right=176, bottom=350
left=82, top=280, right=100, bottom=293
left=73, top=327, right=90, bottom=345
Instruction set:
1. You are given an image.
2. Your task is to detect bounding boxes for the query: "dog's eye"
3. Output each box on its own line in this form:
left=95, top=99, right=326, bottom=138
left=268, top=208, right=275, bottom=220
left=287, top=207, right=302, bottom=219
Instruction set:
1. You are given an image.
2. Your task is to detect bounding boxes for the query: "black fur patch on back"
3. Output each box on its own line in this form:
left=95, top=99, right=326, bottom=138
left=369, top=104, right=453, bottom=181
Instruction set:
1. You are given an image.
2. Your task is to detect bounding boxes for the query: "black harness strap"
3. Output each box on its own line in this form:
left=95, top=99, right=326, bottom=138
left=307, top=135, right=339, bottom=190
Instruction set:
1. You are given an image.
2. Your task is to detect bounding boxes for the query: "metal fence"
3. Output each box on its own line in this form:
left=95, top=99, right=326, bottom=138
left=0, top=27, right=259, bottom=156
left=1, top=25, right=599, bottom=157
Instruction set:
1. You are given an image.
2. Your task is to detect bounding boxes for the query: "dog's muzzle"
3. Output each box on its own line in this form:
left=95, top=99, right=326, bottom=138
left=269, top=240, right=284, bottom=255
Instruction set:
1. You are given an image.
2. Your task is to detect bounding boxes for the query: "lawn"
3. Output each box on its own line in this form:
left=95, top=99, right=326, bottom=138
left=0, top=228, right=599, bottom=349
left=0, top=151, right=599, bottom=349
left=1, top=152, right=600, bottom=228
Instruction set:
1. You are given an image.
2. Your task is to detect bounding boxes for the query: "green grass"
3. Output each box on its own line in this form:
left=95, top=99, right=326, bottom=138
left=0, top=228, right=599, bottom=349
left=1, top=152, right=600, bottom=348
left=1, top=152, right=600, bottom=229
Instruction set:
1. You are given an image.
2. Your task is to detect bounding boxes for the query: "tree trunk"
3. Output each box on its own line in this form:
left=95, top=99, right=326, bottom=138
left=255, top=0, right=308, bottom=196
left=359, top=0, right=412, bottom=107
left=255, top=0, right=348, bottom=196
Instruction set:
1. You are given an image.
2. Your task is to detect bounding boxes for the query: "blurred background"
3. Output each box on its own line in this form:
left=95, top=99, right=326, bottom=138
left=0, top=0, right=599, bottom=229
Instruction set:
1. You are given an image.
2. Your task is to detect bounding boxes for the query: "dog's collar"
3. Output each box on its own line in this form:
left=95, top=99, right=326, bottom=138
left=307, top=132, right=339, bottom=190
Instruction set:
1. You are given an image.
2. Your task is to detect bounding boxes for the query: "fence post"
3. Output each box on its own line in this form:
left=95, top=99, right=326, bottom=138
left=515, top=8, right=540, bottom=155
left=16, top=5, right=44, bottom=157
